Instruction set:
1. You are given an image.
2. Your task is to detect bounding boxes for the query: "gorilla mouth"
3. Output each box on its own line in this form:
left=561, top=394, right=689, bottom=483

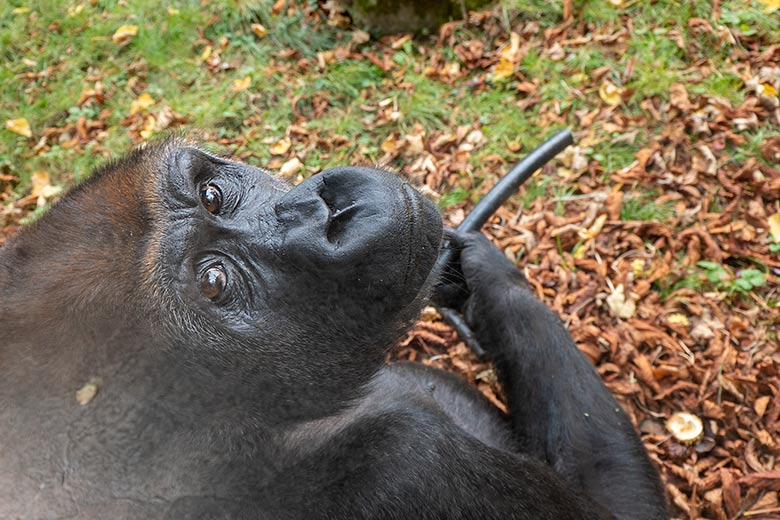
left=274, top=167, right=442, bottom=302
left=399, top=183, right=420, bottom=288
left=399, top=182, right=444, bottom=304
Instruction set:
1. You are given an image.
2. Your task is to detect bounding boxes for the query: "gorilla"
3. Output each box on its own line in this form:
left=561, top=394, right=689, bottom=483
left=0, top=138, right=667, bottom=519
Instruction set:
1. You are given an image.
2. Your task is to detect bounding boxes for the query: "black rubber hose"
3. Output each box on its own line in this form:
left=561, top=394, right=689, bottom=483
left=435, top=129, right=575, bottom=357
left=458, top=129, right=574, bottom=232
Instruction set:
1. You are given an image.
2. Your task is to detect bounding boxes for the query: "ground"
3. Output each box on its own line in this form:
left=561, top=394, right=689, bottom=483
left=1, top=1, right=779, bottom=518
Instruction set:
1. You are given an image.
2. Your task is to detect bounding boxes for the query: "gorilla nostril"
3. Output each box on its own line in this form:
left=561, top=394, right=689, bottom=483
left=326, top=202, right=358, bottom=243
left=330, top=203, right=357, bottom=221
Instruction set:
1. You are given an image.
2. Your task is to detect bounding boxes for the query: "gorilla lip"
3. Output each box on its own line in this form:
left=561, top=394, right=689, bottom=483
left=400, top=183, right=419, bottom=288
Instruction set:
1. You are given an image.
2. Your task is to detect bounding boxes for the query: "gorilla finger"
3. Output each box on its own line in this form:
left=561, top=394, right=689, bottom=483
left=456, top=232, right=527, bottom=289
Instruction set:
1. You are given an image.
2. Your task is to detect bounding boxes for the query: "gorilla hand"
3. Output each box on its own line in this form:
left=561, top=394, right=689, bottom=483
left=432, top=228, right=531, bottom=358
left=448, top=229, right=528, bottom=294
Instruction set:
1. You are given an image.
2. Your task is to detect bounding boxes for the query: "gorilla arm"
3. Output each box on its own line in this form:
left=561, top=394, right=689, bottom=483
left=447, top=231, right=668, bottom=520
left=275, top=391, right=612, bottom=520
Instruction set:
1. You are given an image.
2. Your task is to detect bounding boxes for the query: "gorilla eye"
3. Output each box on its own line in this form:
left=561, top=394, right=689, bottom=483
left=200, top=264, right=227, bottom=300
left=199, top=184, right=223, bottom=214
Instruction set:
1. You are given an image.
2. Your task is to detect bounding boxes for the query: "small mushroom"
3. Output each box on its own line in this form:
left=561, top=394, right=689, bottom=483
left=665, top=412, right=703, bottom=445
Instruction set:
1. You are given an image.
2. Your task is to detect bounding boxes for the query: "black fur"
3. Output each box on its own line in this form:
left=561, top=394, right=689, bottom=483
left=0, top=140, right=667, bottom=519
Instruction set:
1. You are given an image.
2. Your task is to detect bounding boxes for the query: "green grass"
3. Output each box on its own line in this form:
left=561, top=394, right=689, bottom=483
left=518, top=176, right=553, bottom=209
left=1, top=0, right=779, bottom=222
left=588, top=137, right=643, bottom=173
left=439, top=186, right=471, bottom=209
left=620, top=193, right=676, bottom=222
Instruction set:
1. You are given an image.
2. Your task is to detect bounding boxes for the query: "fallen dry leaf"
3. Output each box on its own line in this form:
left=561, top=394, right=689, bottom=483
left=129, top=93, right=155, bottom=115
left=250, top=23, right=267, bottom=38
left=5, top=118, right=32, bottom=138
left=390, top=34, right=411, bottom=50
left=768, top=213, right=780, bottom=242
left=606, top=284, right=637, bottom=319
left=270, top=137, right=292, bottom=155
left=139, top=114, right=156, bottom=140
left=112, top=25, right=138, bottom=45
left=757, top=0, right=780, bottom=11
left=669, top=83, right=691, bottom=111
left=352, top=29, right=370, bottom=44
left=67, top=4, right=84, bottom=16
left=198, top=45, right=212, bottom=63
left=599, top=81, right=623, bottom=106
left=381, top=135, right=400, bottom=153
left=30, top=171, right=62, bottom=207
left=666, top=313, right=690, bottom=326
left=279, top=157, right=303, bottom=177
left=491, top=32, right=522, bottom=82
left=232, top=76, right=251, bottom=92
left=759, top=82, right=778, bottom=97
left=579, top=213, right=608, bottom=240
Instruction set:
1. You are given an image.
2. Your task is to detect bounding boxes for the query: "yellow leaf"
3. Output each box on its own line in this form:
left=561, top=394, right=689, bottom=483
left=381, top=136, right=399, bottom=153
left=112, top=24, right=138, bottom=45
left=759, top=83, right=778, bottom=97
left=631, top=258, right=653, bottom=278
left=499, top=32, right=522, bottom=62
left=5, top=118, right=32, bottom=138
left=140, top=114, right=156, bottom=140
left=578, top=213, right=608, bottom=240
left=68, top=4, right=84, bottom=16
left=12, top=7, right=30, bottom=14
left=270, top=137, right=291, bottom=155
left=757, top=0, right=780, bottom=11
left=198, top=45, right=212, bottom=63
left=667, top=313, right=690, bottom=326
left=599, top=81, right=623, bottom=106
left=491, top=58, right=515, bottom=82
left=491, top=32, right=522, bottom=83
left=31, top=171, right=51, bottom=198
left=31, top=171, right=62, bottom=207
left=390, top=34, right=411, bottom=50
left=167, top=6, right=180, bottom=15
left=768, top=213, right=780, bottom=242
left=129, top=92, right=155, bottom=115
left=279, top=157, right=303, bottom=177
left=250, top=23, right=267, bottom=38
left=232, top=76, right=251, bottom=92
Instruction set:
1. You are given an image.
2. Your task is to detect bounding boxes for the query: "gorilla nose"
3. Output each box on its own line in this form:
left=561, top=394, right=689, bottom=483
left=273, top=166, right=442, bottom=279
left=275, top=167, right=401, bottom=261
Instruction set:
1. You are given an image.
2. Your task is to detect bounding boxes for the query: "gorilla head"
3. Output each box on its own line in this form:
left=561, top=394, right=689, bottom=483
left=143, top=143, right=442, bottom=422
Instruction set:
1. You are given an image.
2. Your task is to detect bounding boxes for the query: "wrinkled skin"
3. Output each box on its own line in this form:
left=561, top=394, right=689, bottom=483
left=0, top=138, right=667, bottom=519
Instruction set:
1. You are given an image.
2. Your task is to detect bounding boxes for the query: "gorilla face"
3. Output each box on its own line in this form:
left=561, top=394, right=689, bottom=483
left=142, top=146, right=443, bottom=420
